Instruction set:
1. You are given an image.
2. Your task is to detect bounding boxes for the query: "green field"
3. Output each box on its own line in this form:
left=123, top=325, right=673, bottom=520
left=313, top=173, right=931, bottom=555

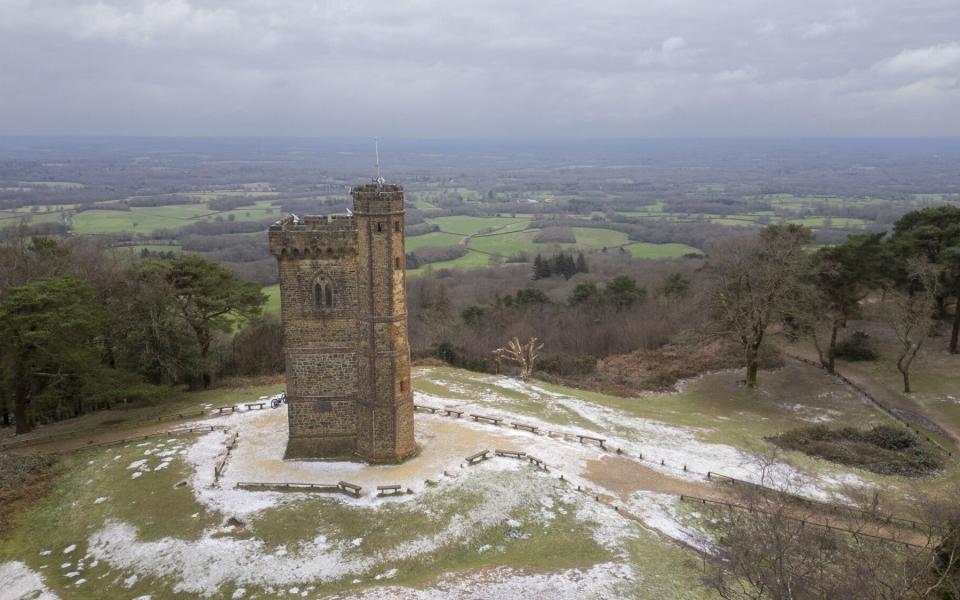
left=427, top=216, right=531, bottom=236
left=623, top=242, right=701, bottom=258
left=70, top=199, right=279, bottom=236
left=405, top=231, right=464, bottom=251
left=408, top=249, right=494, bottom=275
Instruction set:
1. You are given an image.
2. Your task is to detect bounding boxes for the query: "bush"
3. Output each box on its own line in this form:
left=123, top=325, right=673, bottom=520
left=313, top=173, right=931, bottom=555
left=533, top=227, right=576, bottom=244
left=405, top=222, right=440, bottom=236
left=410, top=245, right=467, bottom=265
left=769, top=424, right=944, bottom=477
left=833, top=331, right=878, bottom=361
left=537, top=352, right=597, bottom=376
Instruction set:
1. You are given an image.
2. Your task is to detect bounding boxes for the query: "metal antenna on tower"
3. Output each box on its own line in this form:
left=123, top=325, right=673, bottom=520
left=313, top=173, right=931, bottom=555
left=374, top=137, right=384, bottom=186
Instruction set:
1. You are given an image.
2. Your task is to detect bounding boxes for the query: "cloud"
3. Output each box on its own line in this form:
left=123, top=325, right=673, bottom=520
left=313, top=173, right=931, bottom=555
left=635, top=36, right=687, bottom=67
left=799, top=8, right=862, bottom=39
left=0, top=0, right=958, bottom=136
left=876, top=42, right=960, bottom=76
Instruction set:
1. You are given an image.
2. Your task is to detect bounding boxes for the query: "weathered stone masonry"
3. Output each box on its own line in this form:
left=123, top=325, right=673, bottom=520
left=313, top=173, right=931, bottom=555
left=268, top=184, right=416, bottom=463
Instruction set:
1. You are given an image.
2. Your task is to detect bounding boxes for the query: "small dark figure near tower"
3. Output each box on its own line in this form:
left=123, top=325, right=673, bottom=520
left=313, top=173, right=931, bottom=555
left=268, top=183, right=416, bottom=463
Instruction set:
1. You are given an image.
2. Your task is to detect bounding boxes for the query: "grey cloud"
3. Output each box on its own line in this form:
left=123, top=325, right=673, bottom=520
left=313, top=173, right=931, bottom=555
left=0, top=0, right=958, bottom=136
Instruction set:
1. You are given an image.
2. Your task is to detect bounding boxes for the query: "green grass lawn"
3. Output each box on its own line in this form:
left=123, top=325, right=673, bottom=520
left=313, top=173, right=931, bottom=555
left=405, top=231, right=464, bottom=251
left=427, top=216, right=531, bottom=236
left=408, top=249, right=494, bottom=275
left=0, top=440, right=703, bottom=598
left=71, top=198, right=280, bottom=235
left=623, top=242, right=701, bottom=258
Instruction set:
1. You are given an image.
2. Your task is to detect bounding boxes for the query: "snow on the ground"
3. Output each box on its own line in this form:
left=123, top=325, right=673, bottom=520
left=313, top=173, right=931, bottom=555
left=418, top=373, right=864, bottom=502
left=627, top=491, right=712, bottom=553
left=0, top=561, right=60, bottom=600
left=68, top=372, right=878, bottom=595
left=85, top=469, right=619, bottom=597
left=341, top=562, right=635, bottom=599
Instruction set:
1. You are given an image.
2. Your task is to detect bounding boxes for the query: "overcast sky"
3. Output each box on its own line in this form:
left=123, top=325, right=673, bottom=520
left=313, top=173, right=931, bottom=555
left=1, top=0, right=958, bottom=137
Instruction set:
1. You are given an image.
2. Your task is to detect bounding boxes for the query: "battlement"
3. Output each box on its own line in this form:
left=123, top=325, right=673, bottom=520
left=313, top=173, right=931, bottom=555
left=351, top=183, right=404, bottom=215
left=269, top=214, right=358, bottom=259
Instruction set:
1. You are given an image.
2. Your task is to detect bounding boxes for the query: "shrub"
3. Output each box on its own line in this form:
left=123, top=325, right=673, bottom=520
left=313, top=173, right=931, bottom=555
left=533, top=227, right=576, bottom=244
left=769, top=424, right=944, bottom=477
left=537, top=352, right=597, bottom=376
left=833, top=331, right=878, bottom=361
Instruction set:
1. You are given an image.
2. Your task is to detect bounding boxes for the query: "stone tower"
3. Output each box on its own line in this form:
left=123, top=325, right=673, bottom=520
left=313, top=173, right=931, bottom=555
left=268, top=183, right=416, bottom=463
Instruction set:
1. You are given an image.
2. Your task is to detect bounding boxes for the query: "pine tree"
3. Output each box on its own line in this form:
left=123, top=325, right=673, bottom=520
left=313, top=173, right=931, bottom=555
left=576, top=252, right=588, bottom=274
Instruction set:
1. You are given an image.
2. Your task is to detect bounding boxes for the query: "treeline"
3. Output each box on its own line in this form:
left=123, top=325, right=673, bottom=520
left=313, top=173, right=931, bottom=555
left=0, top=226, right=282, bottom=434
left=408, top=256, right=701, bottom=376
left=701, top=206, right=960, bottom=390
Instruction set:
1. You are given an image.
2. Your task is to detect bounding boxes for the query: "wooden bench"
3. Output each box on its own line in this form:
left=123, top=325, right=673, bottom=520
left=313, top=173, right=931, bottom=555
left=245, top=402, right=265, bottom=410
left=377, top=484, right=405, bottom=497
left=444, top=408, right=464, bottom=418
left=214, top=405, right=237, bottom=414
left=414, top=404, right=439, bottom=414
left=511, top=422, right=539, bottom=433
left=495, top=449, right=526, bottom=459
left=526, top=455, right=548, bottom=471
left=577, top=434, right=606, bottom=449
left=470, top=414, right=503, bottom=426
left=338, top=481, right=363, bottom=497
left=465, top=449, right=491, bottom=465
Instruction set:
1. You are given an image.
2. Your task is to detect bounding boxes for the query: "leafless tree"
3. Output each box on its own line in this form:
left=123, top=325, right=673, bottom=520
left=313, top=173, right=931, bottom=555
left=702, top=225, right=813, bottom=387
left=705, top=472, right=960, bottom=600
left=885, top=258, right=941, bottom=393
left=493, top=336, right=543, bottom=380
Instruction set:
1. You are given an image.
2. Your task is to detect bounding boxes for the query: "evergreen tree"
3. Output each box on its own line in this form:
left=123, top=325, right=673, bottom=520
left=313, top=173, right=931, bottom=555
left=576, top=252, right=588, bottom=274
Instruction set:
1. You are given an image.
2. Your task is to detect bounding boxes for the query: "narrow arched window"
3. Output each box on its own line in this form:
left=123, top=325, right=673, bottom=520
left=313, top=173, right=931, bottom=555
left=315, top=279, right=333, bottom=309
left=314, top=283, right=323, bottom=308
left=324, top=284, right=333, bottom=308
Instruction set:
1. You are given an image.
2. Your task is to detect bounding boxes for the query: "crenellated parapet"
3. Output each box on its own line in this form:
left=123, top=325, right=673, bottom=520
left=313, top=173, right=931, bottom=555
left=269, top=214, right=358, bottom=259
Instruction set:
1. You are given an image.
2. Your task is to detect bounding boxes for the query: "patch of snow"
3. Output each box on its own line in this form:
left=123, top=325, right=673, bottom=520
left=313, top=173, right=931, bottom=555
left=0, top=561, right=60, bottom=600
left=127, top=460, right=147, bottom=470
left=62, top=544, right=77, bottom=554
left=343, top=562, right=633, bottom=599
left=231, top=589, right=246, bottom=599
left=627, top=491, right=712, bottom=553
left=124, top=574, right=139, bottom=588
left=94, top=497, right=107, bottom=505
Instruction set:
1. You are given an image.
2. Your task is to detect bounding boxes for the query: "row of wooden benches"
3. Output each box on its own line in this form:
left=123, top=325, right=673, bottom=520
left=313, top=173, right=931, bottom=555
left=213, top=402, right=269, bottom=414
left=234, top=480, right=411, bottom=498
left=464, top=448, right=549, bottom=471
left=414, top=404, right=608, bottom=449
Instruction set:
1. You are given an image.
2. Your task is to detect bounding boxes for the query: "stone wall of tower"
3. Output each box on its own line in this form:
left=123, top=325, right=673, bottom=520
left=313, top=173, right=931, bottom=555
left=269, top=216, right=362, bottom=459
left=353, top=184, right=417, bottom=463
left=269, top=187, right=416, bottom=463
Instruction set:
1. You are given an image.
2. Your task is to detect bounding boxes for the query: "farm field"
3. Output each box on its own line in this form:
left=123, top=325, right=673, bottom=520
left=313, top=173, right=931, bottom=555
left=70, top=199, right=279, bottom=235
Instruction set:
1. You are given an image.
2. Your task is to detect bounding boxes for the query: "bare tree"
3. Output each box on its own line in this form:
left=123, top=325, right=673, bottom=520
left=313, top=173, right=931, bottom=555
left=886, top=258, right=941, bottom=393
left=705, top=473, right=960, bottom=600
left=493, top=336, right=543, bottom=380
left=703, top=225, right=813, bottom=387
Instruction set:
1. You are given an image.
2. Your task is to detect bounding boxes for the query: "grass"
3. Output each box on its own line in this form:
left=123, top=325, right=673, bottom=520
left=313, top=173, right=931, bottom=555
left=623, top=242, right=701, bottom=258
left=408, top=249, right=494, bottom=275
left=405, top=231, right=464, bottom=251
left=0, top=436, right=220, bottom=599
left=263, top=284, right=281, bottom=315
left=70, top=198, right=280, bottom=235
left=427, top=216, right=531, bottom=236
left=1, top=451, right=666, bottom=598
